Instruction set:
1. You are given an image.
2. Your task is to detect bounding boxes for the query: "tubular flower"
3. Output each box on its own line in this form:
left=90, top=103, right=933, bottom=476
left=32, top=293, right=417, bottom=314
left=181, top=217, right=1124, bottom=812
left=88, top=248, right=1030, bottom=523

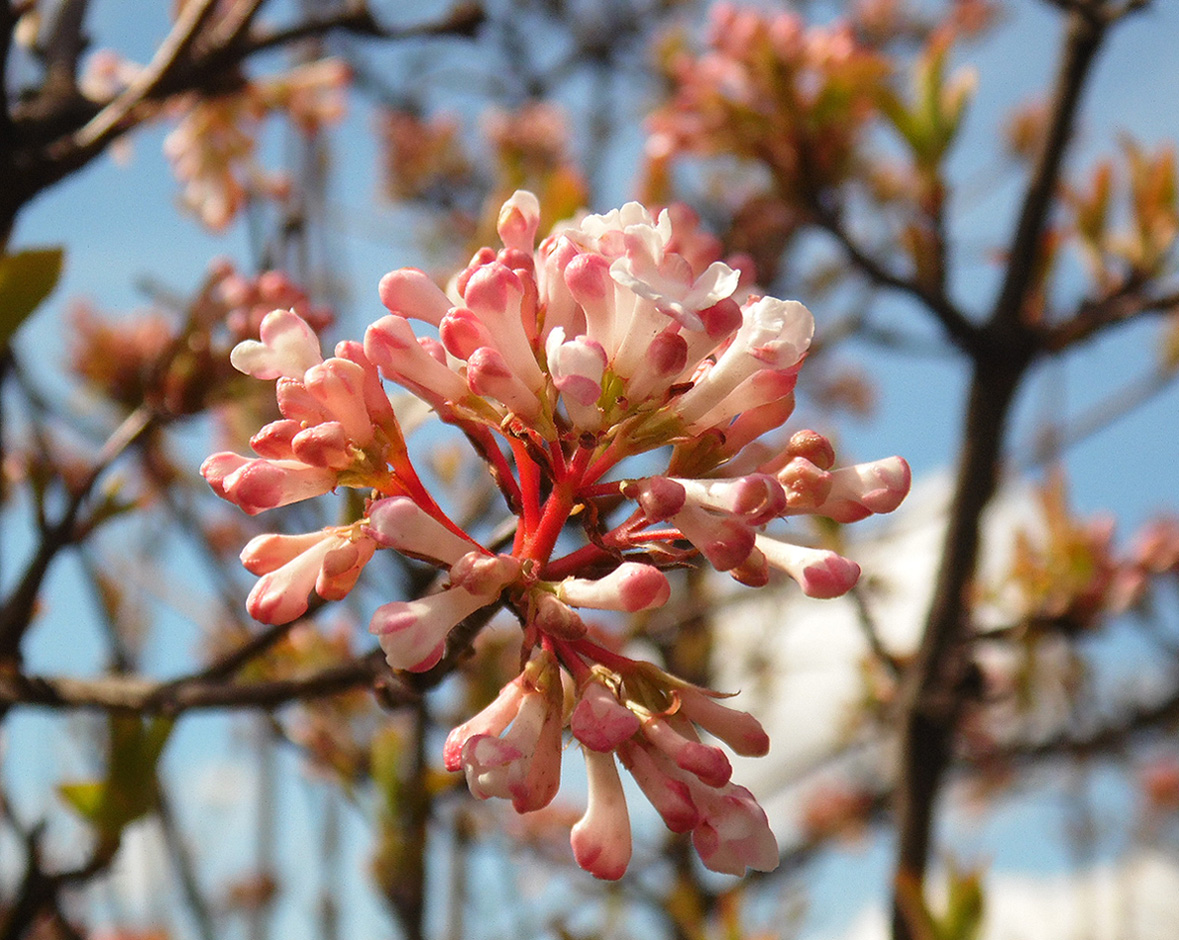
left=203, top=190, right=910, bottom=877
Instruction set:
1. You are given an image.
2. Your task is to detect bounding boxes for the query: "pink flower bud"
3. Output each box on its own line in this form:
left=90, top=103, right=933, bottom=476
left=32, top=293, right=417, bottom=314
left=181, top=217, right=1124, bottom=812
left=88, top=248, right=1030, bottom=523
left=618, top=740, right=700, bottom=833
left=448, top=550, right=520, bottom=595
left=691, top=784, right=779, bottom=875
left=333, top=340, right=398, bottom=428
left=556, top=562, right=671, bottom=612
left=571, top=749, right=632, bottom=880
left=564, top=252, right=617, bottom=350
left=641, top=715, right=732, bottom=788
left=621, top=476, right=686, bottom=521
left=370, top=584, right=497, bottom=672
left=291, top=421, right=352, bottom=470
left=249, top=419, right=300, bottom=459
left=440, top=307, right=496, bottom=361
left=678, top=474, right=786, bottom=525
left=461, top=263, right=545, bottom=393
left=497, top=190, right=541, bottom=253
left=365, top=496, right=480, bottom=566
left=545, top=328, right=607, bottom=407
left=444, top=676, right=527, bottom=771
left=364, top=315, right=469, bottom=408
left=240, top=528, right=374, bottom=623
left=571, top=682, right=640, bottom=751
left=378, top=267, right=451, bottom=327
left=466, top=346, right=542, bottom=420
left=675, top=687, right=770, bottom=757
left=275, top=378, right=327, bottom=424
left=303, top=358, right=374, bottom=445
left=201, top=454, right=336, bottom=515
left=671, top=504, right=756, bottom=571
left=754, top=534, right=860, bottom=598
left=813, top=456, right=911, bottom=522
left=230, top=308, right=323, bottom=380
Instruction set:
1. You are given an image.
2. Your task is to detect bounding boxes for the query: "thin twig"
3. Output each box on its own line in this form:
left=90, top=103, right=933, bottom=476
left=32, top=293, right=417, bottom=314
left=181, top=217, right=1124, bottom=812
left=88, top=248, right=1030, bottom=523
left=0, top=404, right=159, bottom=659
left=68, top=0, right=220, bottom=155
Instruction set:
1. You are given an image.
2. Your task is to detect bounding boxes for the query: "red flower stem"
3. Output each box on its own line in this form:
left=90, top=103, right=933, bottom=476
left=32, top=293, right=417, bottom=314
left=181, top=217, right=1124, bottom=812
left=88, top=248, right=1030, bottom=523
left=526, top=480, right=576, bottom=564
left=551, top=637, right=591, bottom=682
left=470, top=425, right=522, bottom=509
left=539, top=543, right=613, bottom=581
left=549, top=440, right=568, bottom=480
left=510, top=437, right=542, bottom=538
left=570, top=637, right=637, bottom=674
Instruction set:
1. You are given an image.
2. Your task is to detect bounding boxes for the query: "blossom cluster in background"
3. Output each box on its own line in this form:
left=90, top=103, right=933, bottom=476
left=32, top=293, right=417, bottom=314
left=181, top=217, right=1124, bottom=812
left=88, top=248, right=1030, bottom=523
left=202, top=190, right=910, bottom=878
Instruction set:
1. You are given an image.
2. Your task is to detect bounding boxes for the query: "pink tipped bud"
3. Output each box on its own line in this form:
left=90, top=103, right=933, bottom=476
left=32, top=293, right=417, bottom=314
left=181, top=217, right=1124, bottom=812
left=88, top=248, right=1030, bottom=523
left=697, top=296, right=743, bottom=339
left=440, top=307, right=495, bottom=360
left=642, top=715, right=732, bottom=788
left=671, top=504, right=756, bottom=572
left=201, top=454, right=336, bottom=515
left=230, top=308, right=323, bottom=380
left=250, top=419, right=300, bottom=459
left=618, top=741, right=701, bottom=833
left=365, top=496, right=480, bottom=565
left=679, top=474, right=787, bottom=525
left=675, top=687, right=770, bottom=757
left=692, top=784, right=779, bottom=875
left=571, top=749, right=632, bottom=880
left=466, top=346, right=542, bottom=419
left=754, top=534, right=861, bottom=598
left=621, top=476, right=686, bottom=521
left=378, top=267, right=452, bottom=327
left=291, top=421, right=352, bottom=469
left=497, top=190, right=541, bottom=253
left=815, top=456, right=912, bottom=522
left=443, top=676, right=527, bottom=771
left=556, top=562, right=671, bottom=612
left=370, top=585, right=496, bottom=672
left=545, top=328, right=607, bottom=407
left=275, top=377, right=327, bottom=424
left=303, top=358, right=374, bottom=445
left=572, top=682, right=640, bottom=751
left=364, top=315, right=470, bottom=407
left=448, top=551, right=520, bottom=595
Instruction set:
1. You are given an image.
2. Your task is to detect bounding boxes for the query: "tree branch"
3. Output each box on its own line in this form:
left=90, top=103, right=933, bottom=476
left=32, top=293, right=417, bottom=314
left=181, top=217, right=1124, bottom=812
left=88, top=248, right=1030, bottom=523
left=807, top=201, right=980, bottom=354
left=989, top=9, right=1106, bottom=329
left=0, top=404, right=159, bottom=662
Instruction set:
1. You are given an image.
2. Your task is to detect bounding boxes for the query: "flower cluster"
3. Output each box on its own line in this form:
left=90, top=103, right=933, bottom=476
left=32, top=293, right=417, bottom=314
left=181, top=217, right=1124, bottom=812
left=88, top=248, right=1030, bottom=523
left=646, top=4, right=890, bottom=201
left=202, top=190, right=910, bottom=878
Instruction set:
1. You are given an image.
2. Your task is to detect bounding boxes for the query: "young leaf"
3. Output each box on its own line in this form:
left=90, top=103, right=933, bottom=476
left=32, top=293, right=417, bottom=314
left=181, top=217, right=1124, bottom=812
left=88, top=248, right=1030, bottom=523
left=0, top=247, right=65, bottom=346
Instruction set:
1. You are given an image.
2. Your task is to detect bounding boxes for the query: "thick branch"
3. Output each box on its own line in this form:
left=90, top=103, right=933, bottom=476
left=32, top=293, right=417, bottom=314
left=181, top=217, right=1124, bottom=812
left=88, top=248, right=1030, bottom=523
left=0, top=649, right=411, bottom=713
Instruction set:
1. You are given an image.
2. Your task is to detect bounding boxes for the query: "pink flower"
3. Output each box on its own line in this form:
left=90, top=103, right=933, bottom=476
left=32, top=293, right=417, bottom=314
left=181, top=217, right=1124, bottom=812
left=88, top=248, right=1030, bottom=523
left=571, top=749, right=632, bottom=880
left=230, top=308, right=324, bottom=380
left=555, top=562, right=671, bottom=612
left=459, top=654, right=564, bottom=812
left=241, top=526, right=376, bottom=624
left=201, top=453, right=336, bottom=515
left=370, top=584, right=495, bottom=672
left=571, top=681, right=641, bottom=751
left=754, top=533, right=861, bottom=598
left=364, top=496, right=479, bottom=565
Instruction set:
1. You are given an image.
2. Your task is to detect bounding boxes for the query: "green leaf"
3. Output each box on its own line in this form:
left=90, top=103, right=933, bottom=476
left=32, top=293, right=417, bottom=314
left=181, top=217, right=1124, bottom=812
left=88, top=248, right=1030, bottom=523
left=58, top=715, right=174, bottom=840
left=0, top=247, right=65, bottom=346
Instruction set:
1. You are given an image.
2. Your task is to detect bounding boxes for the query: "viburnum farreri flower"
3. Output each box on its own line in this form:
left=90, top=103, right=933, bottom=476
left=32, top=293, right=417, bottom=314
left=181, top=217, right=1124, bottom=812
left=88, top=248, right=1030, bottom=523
left=202, top=189, right=911, bottom=879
